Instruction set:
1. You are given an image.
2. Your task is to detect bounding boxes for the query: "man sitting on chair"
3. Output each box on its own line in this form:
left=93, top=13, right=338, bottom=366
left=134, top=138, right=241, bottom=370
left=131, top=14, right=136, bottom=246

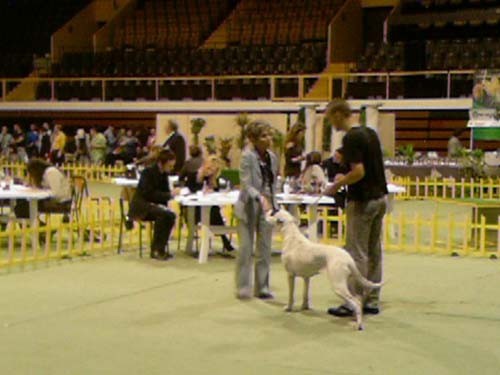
left=128, top=149, right=178, bottom=260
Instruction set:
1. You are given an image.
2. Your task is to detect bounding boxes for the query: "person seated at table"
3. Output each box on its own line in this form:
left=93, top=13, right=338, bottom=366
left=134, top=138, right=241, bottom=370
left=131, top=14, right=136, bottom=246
left=322, top=147, right=349, bottom=182
left=14, top=158, right=72, bottom=220
left=178, top=145, right=204, bottom=193
left=300, top=151, right=326, bottom=194
left=128, top=149, right=178, bottom=260
left=195, top=155, right=235, bottom=253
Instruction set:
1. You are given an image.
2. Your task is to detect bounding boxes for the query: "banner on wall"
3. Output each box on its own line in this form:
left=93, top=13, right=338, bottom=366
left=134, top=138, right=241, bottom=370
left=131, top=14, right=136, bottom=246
left=468, top=70, right=500, bottom=142
left=468, top=70, right=500, bottom=128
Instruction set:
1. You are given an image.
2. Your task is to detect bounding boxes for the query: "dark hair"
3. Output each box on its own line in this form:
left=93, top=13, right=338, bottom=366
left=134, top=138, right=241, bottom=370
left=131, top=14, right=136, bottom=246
left=246, top=120, right=272, bottom=143
left=325, top=98, right=352, bottom=118
left=285, top=122, right=306, bottom=145
left=168, top=120, right=179, bottom=131
left=305, top=151, right=322, bottom=168
left=27, top=158, right=52, bottom=188
left=157, top=149, right=176, bottom=164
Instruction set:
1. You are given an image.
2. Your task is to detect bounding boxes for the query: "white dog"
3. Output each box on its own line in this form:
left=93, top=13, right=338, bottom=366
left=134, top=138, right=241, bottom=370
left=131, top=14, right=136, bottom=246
left=266, top=209, right=382, bottom=330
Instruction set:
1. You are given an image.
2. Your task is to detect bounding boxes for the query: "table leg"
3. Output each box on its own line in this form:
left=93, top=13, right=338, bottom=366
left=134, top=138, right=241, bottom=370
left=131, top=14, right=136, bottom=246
left=29, top=199, right=39, bottom=257
left=198, top=206, right=210, bottom=264
left=185, top=206, right=195, bottom=255
left=307, top=205, right=318, bottom=242
left=288, top=204, right=299, bottom=219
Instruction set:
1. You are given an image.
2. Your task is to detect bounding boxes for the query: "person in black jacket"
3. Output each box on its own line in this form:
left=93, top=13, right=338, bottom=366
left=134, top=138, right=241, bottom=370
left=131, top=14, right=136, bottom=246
left=162, top=120, right=186, bottom=174
left=128, top=149, right=178, bottom=260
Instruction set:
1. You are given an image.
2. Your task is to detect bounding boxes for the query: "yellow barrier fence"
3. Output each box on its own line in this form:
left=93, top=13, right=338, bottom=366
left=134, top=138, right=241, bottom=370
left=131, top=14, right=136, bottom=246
left=1, top=161, right=126, bottom=182
left=390, top=176, right=500, bottom=201
left=1, top=195, right=499, bottom=270
left=310, top=206, right=499, bottom=258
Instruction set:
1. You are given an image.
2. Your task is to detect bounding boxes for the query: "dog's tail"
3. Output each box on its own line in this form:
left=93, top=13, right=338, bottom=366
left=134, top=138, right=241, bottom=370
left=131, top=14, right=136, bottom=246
left=348, top=262, right=383, bottom=290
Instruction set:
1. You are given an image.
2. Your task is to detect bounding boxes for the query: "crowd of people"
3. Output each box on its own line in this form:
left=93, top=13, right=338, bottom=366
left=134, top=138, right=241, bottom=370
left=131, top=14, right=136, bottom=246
left=6, top=99, right=388, bottom=317
left=0, top=122, right=157, bottom=167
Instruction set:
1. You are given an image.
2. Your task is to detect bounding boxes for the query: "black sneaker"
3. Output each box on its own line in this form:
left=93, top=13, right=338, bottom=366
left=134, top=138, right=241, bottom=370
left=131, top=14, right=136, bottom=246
left=363, top=306, right=380, bottom=315
left=257, top=292, right=274, bottom=300
left=327, top=305, right=353, bottom=317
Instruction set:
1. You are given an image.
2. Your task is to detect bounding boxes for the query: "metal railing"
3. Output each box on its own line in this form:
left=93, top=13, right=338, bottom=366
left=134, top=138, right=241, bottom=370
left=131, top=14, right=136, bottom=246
left=0, top=70, right=476, bottom=102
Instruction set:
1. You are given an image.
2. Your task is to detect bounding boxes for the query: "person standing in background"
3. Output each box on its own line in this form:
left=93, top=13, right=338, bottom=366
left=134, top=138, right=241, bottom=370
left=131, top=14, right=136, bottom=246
left=13, top=123, right=27, bottom=163
left=39, top=123, right=52, bottom=160
left=26, top=124, right=39, bottom=158
left=75, top=128, right=90, bottom=164
left=324, top=99, right=388, bottom=317
left=104, top=126, right=117, bottom=154
left=284, top=122, right=306, bottom=179
left=447, top=128, right=464, bottom=158
left=235, top=120, right=278, bottom=300
left=89, top=127, right=107, bottom=165
left=50, top=124, right=66, bottom=165
left=0, top=126, right=13, bottom=157
left=162, top=120, right=186, bottom=174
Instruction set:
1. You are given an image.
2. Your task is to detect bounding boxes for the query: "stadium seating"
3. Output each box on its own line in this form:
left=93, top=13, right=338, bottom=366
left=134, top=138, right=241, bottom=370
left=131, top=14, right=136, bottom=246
left=0, top=0, right=90, bottom=78
left=346, top=0, right=500, bottom=99
left=43, top=0, right=337, bottom=101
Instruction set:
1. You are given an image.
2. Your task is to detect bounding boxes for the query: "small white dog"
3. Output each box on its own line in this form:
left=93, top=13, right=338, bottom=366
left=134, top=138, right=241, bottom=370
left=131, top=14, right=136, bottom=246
left=266, top=209, right=382, bottom=330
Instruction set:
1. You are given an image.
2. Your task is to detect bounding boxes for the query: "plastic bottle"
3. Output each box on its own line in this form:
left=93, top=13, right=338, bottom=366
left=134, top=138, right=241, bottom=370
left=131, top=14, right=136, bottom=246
left=283, top=177, right=290, bottom=195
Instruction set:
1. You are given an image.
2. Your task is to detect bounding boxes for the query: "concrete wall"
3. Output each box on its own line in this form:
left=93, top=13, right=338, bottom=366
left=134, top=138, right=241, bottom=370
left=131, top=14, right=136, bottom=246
left=156, top=113, right=292, bottom=169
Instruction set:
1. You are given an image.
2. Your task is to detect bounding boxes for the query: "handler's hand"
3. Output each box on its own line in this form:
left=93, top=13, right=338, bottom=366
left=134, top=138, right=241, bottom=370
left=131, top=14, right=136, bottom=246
left=324, top=183, right=340, bottom=197
left=260, top=196, right=271, bottom=212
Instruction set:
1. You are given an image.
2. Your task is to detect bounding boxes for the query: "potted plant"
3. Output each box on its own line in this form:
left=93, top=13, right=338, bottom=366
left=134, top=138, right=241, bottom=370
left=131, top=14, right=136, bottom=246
left=190, top=118, right=206, bottom=146
left=219, top=136, right=233, bottom=167
left=397, top=144, right=416, bottom=165
left=458, top=148, right=486, bottom=178
left=271, top=128, right=284, bottom=159
left=235, top=113, right=250, bottom=150
left=203, top=135, right=217, bottom=155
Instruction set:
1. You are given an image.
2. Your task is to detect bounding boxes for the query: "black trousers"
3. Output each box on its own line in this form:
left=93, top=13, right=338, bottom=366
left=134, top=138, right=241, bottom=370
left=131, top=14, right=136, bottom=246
left=144, top=204, right=176, bottom=253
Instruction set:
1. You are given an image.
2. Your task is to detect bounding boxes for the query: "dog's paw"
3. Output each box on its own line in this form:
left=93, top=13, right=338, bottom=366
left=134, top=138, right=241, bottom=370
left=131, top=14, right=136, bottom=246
left=301, top=304, right=311, bottom=311
left=283, top=306, right=294, bottom=313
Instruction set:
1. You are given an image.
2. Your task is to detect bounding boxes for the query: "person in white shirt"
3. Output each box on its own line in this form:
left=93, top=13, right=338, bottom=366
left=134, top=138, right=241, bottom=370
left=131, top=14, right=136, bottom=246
left=14, top=158, right=72, bottom=219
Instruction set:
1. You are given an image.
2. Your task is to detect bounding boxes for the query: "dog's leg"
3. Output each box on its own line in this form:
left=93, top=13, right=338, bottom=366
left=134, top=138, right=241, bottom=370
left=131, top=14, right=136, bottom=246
left=301, top=277, right=311, bottom=310
left=284, top=274, right=295, bottom=312
left=333, top=286, right=364, bottom=331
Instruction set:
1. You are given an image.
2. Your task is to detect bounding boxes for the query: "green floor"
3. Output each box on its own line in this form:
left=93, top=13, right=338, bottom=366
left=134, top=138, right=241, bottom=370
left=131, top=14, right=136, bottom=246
left=1, top=251, right=499, bottom=375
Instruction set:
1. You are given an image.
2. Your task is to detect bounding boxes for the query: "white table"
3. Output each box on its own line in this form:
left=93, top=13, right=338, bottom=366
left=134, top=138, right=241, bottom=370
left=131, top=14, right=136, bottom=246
left=112, top=178, right=406, bottom=263
left=0, top=184, right=51, bottom=255
left=174, top=191, right=336, bottom=263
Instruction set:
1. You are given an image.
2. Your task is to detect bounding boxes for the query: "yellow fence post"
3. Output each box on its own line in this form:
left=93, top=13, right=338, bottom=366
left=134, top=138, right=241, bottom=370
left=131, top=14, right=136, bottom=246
left=446, top=213, right=452, bottom=255
left=479, top=215, right=486, bottom=257
left=430, top=213, right=437, bottom=253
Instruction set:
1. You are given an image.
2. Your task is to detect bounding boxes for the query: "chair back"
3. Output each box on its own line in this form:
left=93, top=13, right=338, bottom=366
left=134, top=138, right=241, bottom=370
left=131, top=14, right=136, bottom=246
left=71, top=175, right=89, bottom=213
left=220, top=169, right=240, bottom=187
